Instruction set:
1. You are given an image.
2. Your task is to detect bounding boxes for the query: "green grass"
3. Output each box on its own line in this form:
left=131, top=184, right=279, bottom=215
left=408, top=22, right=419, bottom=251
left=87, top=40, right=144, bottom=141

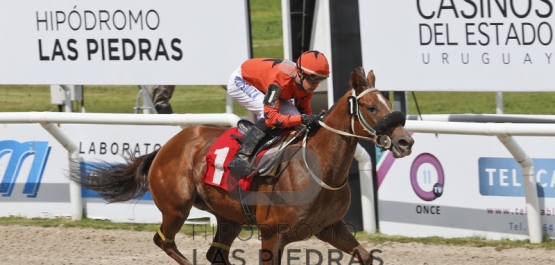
left=1, top=216, right=554, bottom=250
left=408, top=92, right=555, bottom=114
left=0, top=85, right=251, bottom=116
left=250, top=0, right=283, bottom=41
left=249, top=0, right=283, bottom=58
left=3, top=86, right=554, bottom=115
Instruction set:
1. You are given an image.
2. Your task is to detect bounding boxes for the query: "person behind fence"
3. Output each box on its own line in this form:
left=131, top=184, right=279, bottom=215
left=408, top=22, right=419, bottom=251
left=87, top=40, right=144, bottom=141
left=226, top=50, right=330, bottom=177
left=147, top=85, right=175, bottom=114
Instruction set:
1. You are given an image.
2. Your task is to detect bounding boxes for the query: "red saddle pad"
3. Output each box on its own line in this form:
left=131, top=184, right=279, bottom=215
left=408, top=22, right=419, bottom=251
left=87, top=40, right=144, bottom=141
left=204, top=127, right=293, bottom=192
left=204, top=127, right=253, bottom=192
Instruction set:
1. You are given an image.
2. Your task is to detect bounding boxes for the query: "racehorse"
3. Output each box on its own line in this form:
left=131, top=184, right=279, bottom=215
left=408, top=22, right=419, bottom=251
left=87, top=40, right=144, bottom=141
left=71, top=67, right=414, bottom=265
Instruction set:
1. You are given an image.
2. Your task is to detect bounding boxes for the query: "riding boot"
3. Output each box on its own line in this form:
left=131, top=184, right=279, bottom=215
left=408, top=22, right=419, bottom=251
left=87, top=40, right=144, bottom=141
left=228, top=123, right=268, bottom=178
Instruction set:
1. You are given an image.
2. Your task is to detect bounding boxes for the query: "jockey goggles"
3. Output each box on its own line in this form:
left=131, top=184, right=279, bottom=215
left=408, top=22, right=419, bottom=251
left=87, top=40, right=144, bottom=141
left=304, top=73, right=327, bottom=84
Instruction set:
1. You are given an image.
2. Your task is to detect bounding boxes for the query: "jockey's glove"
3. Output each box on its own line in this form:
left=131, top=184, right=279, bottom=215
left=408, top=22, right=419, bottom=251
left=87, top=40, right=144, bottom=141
left=301, top=114, right=321, bottom=129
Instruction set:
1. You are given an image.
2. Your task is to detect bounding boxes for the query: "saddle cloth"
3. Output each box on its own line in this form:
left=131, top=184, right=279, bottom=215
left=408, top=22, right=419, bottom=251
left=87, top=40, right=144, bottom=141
left=203, top=127, right=293, bottom=192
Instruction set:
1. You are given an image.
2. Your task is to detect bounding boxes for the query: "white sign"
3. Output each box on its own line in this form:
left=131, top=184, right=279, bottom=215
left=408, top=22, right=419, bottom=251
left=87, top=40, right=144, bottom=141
left=0, top=0, right=250, bottom=85
left=359, top=0, right=555, bottom=91
left=377, top=133, right=555, bottom=240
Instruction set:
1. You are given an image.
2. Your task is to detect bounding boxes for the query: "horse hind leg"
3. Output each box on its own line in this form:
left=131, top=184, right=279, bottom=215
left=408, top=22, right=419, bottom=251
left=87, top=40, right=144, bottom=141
left=153, top=210, right=193, bottom=265
left=205, top=216, right=243, bottom=265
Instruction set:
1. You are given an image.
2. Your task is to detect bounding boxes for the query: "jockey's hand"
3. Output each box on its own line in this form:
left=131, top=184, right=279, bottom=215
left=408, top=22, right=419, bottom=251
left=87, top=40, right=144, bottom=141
left=301, top=114, right=321, bottom=129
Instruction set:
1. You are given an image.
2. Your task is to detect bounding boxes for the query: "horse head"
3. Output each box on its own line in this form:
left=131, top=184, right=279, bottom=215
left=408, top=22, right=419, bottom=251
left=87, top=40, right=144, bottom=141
left=347, top=66, right=414, bottom=158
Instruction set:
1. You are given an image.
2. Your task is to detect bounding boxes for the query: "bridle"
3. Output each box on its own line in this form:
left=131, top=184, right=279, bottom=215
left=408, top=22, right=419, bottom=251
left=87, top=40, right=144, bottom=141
left=317, top=87, right=396, bottom=150
left=301, top=87, right=405, bottom=190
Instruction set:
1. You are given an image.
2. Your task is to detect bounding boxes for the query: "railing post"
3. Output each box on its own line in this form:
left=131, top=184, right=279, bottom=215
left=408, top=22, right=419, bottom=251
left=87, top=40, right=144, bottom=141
left=40, top=122, right=83, bottom=221
left=497, top=135, right=542, bottom=243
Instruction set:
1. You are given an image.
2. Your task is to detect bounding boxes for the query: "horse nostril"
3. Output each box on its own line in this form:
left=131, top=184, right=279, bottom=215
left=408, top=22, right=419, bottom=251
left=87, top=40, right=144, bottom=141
left=397, top=138, right=414, bottom=149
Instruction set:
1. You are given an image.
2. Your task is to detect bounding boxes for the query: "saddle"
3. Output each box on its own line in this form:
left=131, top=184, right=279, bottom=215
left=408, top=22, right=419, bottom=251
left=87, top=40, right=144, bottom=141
left=203, top=123, right=299, bottom=193
left=203, top=121, right=304, bottom=225
left=232, top=120, right=296, bottom=178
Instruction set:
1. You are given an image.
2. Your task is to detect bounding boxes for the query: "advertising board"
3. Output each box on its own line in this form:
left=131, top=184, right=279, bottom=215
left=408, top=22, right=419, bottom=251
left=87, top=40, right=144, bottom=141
left=359, top=0, right=555, bottom=91
left=0, top=0, right=250, bottom=85
left=378, top=133, right=555, bottom=239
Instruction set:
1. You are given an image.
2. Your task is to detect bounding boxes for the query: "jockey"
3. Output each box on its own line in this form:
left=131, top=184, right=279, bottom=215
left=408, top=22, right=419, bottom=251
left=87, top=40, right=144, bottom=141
left=226, top=50, right=330, bottom=178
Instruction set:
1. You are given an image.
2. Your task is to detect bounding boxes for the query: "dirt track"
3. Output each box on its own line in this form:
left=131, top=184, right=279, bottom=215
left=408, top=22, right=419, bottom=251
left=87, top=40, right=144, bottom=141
left=1, top=225, right=554, bottom=265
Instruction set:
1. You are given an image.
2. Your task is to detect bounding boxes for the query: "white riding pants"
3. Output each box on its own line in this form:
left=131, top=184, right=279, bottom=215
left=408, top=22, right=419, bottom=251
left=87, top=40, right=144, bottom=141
left=227, top=68, right=299, bottom=119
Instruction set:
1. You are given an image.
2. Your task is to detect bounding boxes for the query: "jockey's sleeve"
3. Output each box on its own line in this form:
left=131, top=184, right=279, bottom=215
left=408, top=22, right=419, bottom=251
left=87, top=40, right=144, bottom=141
left=261, top=83, right=309, bottom=128
left=296, top=94, right=313, bottom=115
left=264, top=101, right=302, bottom=128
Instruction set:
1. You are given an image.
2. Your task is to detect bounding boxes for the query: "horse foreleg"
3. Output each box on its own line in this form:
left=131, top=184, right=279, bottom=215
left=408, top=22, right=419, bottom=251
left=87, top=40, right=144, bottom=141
left=205, top=216, right=243, bottom=265
left=259, top=228, right=289, bottom=265
left=153, top=211, right=191, bottom=265
left=317, top=220, right=373, bottom=265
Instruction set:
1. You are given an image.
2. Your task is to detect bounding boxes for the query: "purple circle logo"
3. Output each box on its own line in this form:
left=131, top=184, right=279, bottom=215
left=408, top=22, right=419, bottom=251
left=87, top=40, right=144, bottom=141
left=410, top=153, right=445, bottom=201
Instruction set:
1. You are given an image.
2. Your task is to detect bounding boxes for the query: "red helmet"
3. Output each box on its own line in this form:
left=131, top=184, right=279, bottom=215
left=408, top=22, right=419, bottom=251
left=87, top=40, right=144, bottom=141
left=297, top=51, right=330, bottom=78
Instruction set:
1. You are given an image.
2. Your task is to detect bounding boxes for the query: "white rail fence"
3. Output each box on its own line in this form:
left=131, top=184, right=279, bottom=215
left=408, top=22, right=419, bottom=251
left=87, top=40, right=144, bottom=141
left=2, top=112, right=554, bottom=243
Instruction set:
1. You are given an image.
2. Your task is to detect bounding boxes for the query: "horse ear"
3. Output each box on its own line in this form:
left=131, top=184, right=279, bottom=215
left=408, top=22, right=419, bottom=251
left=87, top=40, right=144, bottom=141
left=350, top=66, right=366, bottom=94
left=367, top=70, right=376, bottom=88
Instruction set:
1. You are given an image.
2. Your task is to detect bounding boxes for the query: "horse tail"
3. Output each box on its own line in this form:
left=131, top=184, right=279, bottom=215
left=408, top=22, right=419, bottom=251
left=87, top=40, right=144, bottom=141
left=70, top=149, right=159, bottom=203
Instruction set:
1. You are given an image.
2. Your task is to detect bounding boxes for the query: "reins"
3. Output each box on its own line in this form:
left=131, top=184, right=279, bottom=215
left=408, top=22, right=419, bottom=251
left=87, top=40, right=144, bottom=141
left=301, top=132, right=348, bottom=190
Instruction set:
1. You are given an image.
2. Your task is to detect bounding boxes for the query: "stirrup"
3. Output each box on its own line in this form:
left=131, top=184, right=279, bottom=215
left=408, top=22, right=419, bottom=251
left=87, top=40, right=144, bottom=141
left=228, top=158, right=253, bottom=178
left=229, top=167, right=254, bottom=177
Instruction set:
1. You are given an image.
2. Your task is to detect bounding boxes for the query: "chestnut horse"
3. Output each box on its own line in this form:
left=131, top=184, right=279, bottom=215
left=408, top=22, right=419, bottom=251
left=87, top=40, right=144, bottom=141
left=71, top=67, right=413, bottom=265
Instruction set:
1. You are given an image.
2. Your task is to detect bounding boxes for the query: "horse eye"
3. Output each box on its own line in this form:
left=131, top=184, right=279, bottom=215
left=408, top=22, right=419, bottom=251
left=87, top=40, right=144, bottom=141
left=367, top=105, right=377, bottom=113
